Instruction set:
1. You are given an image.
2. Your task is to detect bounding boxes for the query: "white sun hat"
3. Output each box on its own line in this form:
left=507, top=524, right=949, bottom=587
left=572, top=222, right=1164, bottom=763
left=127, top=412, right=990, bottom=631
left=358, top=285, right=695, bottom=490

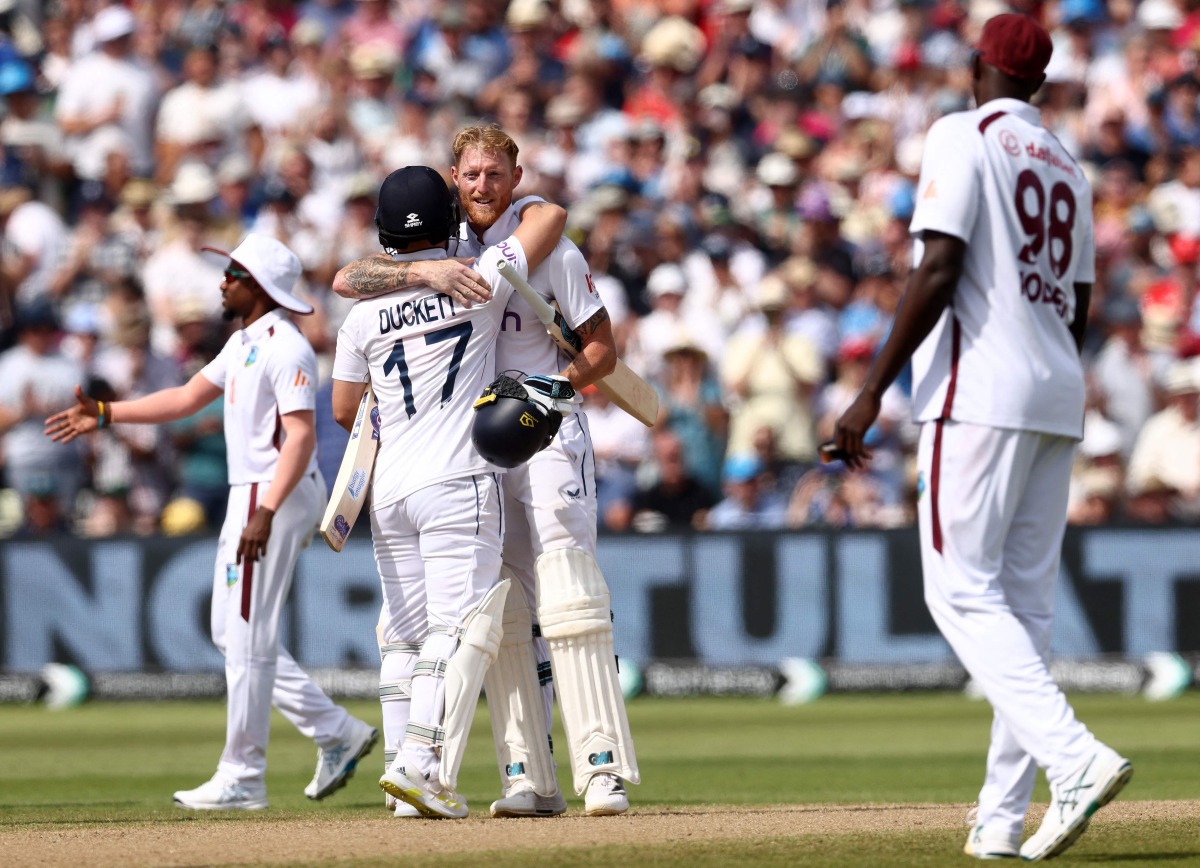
left=203, top=233, right=313, bottom=315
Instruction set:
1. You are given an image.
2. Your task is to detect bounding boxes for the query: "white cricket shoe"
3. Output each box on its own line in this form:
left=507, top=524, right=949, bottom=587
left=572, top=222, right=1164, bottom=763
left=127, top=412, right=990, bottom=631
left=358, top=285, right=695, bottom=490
left=173, top=775, right=268, bottom=811
left=305, top=718, right=378, bottom=800
left=964, top=824, right=1019, bottom=860
left=584, top=772, right=629, bottom=817
left=379, top=765, right=469, bottom=819
left=489, top=780, right=568, bottom=818
left=1019, top=752, right=1133, bottom=862
left=394, top=800, right=422, bottom=817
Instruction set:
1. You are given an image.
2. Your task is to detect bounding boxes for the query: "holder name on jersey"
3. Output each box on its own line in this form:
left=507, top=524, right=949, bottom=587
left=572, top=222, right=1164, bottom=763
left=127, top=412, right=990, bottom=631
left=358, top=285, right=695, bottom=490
left=378, top=292, right=458, bottom=335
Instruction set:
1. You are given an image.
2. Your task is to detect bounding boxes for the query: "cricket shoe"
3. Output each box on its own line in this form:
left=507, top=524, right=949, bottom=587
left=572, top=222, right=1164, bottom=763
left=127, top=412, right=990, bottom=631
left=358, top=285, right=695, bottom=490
left=964, top=824, right=1019, bottom=860
left=394, top=800, right=422, bottom=817
left=379, top=765, right=468, bottom=819
left=305, top=718, right=378, bottom=800
left=173, top=774, right=268, bottom=811
left=489, top=780, right=568, bottom=818
left=584, top=772, right=629, bottom=817
left=1019, top=752, right=1133, bottom=862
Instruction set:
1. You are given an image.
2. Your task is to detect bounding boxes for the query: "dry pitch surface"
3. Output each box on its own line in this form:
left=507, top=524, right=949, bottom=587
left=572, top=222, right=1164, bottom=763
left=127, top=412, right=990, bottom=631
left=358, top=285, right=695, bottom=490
left=6, top=800, right=1198, bottom=867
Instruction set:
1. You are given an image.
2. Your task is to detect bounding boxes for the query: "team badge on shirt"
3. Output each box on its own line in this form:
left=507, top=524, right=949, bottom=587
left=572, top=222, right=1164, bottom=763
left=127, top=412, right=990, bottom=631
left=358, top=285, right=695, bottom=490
left=916, top=471, right=926, bottom=500
left=226, top=564, right=238, bottom=586
left=244, top=346, right=258, bottom=367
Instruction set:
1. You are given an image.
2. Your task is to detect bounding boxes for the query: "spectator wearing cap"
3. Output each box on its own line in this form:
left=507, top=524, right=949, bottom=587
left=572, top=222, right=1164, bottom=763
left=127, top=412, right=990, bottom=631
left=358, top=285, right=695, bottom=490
left=795, top=183, right=857, bottom=304
left=0, top=58, right=69, bottom=209
left=722, top=274, right=824, bottom=465
left=1147, top=146, right=1200, bottom=239
left=477, top=0, right=564, bottom=113
left=339, top=0, right=408, bottom=63
left=753, top=151, right=802, bottom=258
left=629, top=430, right=719, bottom=532
left=625, top=16, right=706, bottom=130
left=704, top=453, right=789, bottom=530
left=1091, top=294, right=1157, bottom=457
left=1126, top=360, right=1200, bottom=519
left=54, top=5, right=156, bottom=180
left=0, top=180, right=67, bottom=314
left=155, top=43, right=249, bottom=185
left=346, top=42, right=399, bottom=149
left=656, top=329, right=728, bottom=496
left=142, top=162, right=226, bottom=357
left=0, top=300, right=85, bottom=523
left=627, top=262, right=723, bottom=379
left=1067, top=410, right=1126, bottom=525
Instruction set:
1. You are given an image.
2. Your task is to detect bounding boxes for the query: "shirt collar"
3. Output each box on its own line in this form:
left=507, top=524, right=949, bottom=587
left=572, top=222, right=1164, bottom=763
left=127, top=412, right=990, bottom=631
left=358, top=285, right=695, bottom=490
left=393, top=247, right=449, bottom=262
left=980, top=97, right=1041, bottom=127
left=241, top=308, right=286, bottom=343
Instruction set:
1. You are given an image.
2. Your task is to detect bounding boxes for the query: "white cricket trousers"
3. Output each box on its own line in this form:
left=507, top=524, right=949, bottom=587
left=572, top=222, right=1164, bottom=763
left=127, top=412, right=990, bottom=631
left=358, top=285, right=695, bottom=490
left=371, top=474, right=504, bottom=777
left=212, top=472, right=352, bottom=785
left=502, top=412, right=596, bottom=723
left=918, top=421, right=1112, bottom=836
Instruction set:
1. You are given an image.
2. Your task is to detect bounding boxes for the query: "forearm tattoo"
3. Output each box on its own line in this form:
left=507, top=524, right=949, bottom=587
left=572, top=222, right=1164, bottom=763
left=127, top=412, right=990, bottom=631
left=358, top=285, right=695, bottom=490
left=573, top=307, right=610, bottom=339
left=343, top=254, right=414, bottom=296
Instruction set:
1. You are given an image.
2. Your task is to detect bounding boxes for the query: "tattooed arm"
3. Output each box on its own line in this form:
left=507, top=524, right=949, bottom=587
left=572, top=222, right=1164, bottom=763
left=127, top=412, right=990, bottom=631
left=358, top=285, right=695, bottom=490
left=561, top=307, right=618, bottom=389
left=332, top=254, right=492, bottom=305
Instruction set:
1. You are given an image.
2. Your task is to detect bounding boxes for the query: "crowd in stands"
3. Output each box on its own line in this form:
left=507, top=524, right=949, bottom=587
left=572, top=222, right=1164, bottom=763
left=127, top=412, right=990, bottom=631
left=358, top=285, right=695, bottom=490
left=0, top=0, right=1198, bottom=537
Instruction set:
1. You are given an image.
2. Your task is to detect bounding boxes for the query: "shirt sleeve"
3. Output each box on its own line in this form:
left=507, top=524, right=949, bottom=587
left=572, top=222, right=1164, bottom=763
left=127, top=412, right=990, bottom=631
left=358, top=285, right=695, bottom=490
left=909, top=115, right=981, bottom=243
left=270, top=338, right=319, bottom=415
left=548, top=238, right=604, bottom=330
left=332, top=312, right=370, bottom=383
left=476, top=235, right=527, bottom=309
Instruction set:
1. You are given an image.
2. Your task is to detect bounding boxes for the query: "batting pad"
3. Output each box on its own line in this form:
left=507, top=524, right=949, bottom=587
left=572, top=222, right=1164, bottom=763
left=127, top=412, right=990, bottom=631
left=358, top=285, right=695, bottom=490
left=536, top=547, right=640, bottom=794
left=437, top=578, right=510, bottom=792
left=483, top=569, right=557, bottom=796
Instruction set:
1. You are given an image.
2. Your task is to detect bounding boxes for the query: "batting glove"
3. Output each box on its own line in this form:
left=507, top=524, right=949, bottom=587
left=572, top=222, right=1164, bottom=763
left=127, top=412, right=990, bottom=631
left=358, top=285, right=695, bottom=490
left=523, top=374, right=576, bottom=416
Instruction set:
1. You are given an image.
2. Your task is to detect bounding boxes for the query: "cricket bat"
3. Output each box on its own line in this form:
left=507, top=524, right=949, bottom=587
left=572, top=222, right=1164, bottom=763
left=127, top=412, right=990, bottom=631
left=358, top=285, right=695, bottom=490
left=496, top=260, right=659, bottom=426
left=319, top=383, right=379, bottom=552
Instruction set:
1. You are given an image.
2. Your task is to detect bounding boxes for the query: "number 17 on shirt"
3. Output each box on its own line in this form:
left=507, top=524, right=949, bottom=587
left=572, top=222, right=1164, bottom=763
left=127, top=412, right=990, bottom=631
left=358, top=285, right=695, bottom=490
left=320, top=383, right=379, bottom=552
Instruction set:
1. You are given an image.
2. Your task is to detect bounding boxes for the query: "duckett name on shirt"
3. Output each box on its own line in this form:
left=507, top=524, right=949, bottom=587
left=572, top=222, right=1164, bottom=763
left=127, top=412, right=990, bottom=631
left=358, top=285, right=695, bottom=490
left=1020, top=269, right=1070, bottom=322
left=378, top=293, right=457, bottom=334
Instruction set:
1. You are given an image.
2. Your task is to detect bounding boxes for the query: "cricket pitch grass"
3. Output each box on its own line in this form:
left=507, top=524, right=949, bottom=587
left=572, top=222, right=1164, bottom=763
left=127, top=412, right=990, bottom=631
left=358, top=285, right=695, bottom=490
left=2, top=693, right=1197, bottom=866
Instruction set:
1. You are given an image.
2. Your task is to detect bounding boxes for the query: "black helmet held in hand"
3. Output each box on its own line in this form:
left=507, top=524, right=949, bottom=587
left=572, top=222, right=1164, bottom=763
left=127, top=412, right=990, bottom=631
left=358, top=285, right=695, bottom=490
left=471, top=374, right=563, bottom=468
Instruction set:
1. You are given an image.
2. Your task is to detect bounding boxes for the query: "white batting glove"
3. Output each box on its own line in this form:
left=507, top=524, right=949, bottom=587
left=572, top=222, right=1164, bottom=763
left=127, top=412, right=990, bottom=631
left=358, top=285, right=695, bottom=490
left=523, top=374, right=575, bottom=416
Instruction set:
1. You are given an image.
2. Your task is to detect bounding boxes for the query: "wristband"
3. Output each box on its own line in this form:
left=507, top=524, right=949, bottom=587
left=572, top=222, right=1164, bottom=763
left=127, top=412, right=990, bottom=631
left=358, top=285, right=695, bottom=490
left=96, top=401, right=107, bottom=429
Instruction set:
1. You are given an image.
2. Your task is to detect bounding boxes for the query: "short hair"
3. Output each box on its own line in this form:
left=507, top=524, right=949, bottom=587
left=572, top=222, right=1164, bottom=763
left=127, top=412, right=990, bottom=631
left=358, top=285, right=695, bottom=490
left=452, top=125, right=520, bottom=168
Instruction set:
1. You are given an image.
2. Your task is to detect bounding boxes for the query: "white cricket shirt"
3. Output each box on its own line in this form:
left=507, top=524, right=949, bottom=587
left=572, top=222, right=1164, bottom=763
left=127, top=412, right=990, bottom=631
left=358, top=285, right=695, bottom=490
left=331, top=240, right=525, bottom=508
left=200, top=309, right=320, bottom=485
left=459, top=197, right=604, bottom=400
left=909, top=97, right=1095, bottom=439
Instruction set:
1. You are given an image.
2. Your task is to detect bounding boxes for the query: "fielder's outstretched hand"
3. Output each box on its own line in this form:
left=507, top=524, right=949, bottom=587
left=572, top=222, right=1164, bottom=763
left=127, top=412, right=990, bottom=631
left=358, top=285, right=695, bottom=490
left=832, top=390, right=878, bottom=471
left=44, top=385, right=100, bottom=444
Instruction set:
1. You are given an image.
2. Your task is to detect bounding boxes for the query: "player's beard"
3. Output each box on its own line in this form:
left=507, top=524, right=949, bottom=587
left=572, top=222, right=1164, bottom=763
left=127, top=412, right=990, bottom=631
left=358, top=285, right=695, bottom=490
left=221, top=306, right=236, bottom=322
left=461, top=193, right=511, bottom=232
